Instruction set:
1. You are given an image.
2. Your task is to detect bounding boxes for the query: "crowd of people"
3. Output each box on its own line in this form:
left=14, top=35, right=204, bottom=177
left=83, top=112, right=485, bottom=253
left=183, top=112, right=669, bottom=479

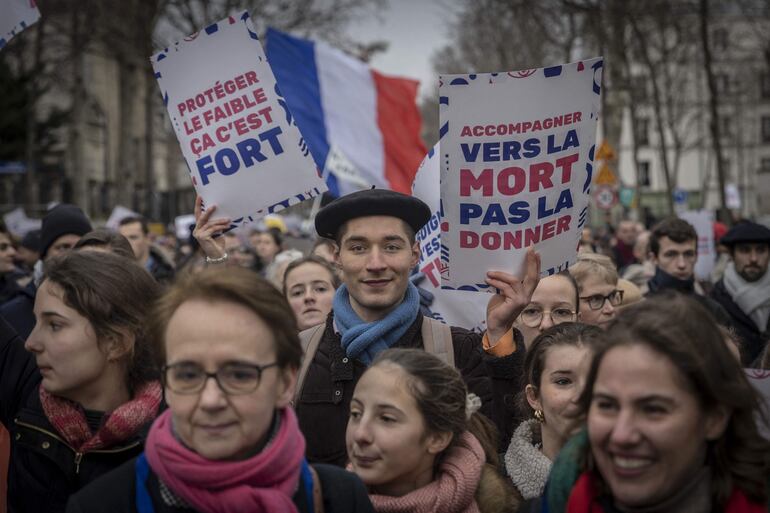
left=0, top=189, right=768, bottom=513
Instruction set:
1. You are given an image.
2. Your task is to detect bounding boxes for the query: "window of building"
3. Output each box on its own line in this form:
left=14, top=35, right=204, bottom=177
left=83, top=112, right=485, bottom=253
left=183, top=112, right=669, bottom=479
left=712, top=28, right=728, bottom=52
left=638, top=161, right=651, bottom=187
left=635, top=117, right=650, bottom=146
left=760, top=158, right=770, bottom=174
left=762, top=72, right=770, bottom=99
left=763, top=116, right=770, bottom=143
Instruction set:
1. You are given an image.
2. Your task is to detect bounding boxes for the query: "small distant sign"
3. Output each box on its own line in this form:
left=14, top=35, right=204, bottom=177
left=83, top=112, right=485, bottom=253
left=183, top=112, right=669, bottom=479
left=594, top=184, right=617, bottom=210
left=594, top=140, right=616, bottom=161
left=594, top=163, right=617, bottom=186
left=0, top=161, right=25, bottom=174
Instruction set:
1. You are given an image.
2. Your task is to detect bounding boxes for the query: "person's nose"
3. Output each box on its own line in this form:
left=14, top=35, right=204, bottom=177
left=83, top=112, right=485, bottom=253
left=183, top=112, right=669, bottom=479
left=24, top=326, right=43, bottom=354
left=749, top=249, right=760, bottom=264
left=602, top=299, right=616, bottom=317
left=303, top=288, right=316, bottom=304
left=351, top=416, right=373, bottom=446
left=539, top=312, right=555, bottom=331
left=198, top=375, right=228, bottom=410
left=365, top=247, right=387, bottom=272
left=609, top=410, right=642, bottom=447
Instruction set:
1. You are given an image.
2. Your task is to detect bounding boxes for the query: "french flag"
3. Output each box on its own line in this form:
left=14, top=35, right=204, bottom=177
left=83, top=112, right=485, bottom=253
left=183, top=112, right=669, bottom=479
left=265, top=28, right=426, bottom=197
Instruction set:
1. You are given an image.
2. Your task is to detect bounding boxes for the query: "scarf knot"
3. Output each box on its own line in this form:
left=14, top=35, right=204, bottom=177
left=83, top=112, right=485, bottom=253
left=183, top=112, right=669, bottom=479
left=144, top=407, right=306, bottom=513
left=333, top=282, right=420, bottom=365
left=723, top=262, right=770, bottom=332
left=40, top=380, right=161, bottom=453
left=368, top=431, right=484, bottom=513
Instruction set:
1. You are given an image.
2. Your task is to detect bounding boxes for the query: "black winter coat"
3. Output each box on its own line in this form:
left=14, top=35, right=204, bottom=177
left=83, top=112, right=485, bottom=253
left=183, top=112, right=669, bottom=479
left=711, top=279, right=770, bottom=365
left=66, top=456, right=374, bottom=513
left=0, top=316, right=151, bottom=513
left=0, top=280, right=36, bottom=340
left=296, top=313, right=525, bottom=466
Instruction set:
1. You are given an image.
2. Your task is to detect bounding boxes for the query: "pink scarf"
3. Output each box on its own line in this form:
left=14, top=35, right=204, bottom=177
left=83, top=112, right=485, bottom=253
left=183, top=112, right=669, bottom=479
left=40, top=381, right=162, bottom=453
left=145, top=407, right=306, bottom=513
left=368, top=431, right=484, bottom=513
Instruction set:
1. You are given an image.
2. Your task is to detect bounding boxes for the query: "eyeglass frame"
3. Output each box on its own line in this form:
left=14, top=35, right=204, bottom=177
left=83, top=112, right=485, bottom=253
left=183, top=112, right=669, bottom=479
left=161, top=361, right=279, bottom=395
left=579, top=289, right=624, bottom=311
left=519, top=307, right=577, bottom=327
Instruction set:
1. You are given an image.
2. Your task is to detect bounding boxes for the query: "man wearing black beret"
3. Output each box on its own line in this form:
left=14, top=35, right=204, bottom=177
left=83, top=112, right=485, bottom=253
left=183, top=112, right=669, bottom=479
left=295, top=188, right=539, bottom=465
left=711, top=220, right=770, bottom=365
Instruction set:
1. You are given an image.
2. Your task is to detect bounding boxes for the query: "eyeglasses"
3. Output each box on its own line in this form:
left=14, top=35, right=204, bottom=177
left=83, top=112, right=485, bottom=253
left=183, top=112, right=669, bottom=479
left=162, top=362, right=278, bottom=395
left=520, top=307, right=576, bottom=327
left=580, top=290, right=624, bottom=310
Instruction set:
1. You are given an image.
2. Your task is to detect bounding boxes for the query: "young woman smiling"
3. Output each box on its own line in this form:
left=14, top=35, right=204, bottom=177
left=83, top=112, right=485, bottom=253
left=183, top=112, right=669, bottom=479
left=541, top=292, right=770, bottom=513
left=347, top=348, right=516, bottom=513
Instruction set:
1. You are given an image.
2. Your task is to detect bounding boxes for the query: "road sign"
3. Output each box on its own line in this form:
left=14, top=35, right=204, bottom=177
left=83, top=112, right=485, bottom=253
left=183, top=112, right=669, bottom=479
left=673, top=188, right=688, bottom=205
left=594, top=185, right=617, bottom=210
left=595, top=140, right=616, bottom=161
left=595, top=163, right=617, bottom=186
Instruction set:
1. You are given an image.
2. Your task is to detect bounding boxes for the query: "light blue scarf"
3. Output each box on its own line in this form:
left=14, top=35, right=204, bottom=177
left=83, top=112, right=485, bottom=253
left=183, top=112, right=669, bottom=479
left=333, top=282, right=420, bottom=365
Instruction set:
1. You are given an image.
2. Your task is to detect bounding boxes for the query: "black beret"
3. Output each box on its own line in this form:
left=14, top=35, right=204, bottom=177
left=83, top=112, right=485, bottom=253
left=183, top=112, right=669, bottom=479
left=315, top=188, right=431, bottom=240
left=720, top=221, right=770, bottom=247
left=40, top=204, right=92, bottom=258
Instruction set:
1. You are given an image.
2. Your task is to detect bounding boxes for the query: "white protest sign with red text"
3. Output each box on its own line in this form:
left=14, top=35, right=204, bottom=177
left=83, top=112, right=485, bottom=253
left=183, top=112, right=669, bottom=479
left=439, top=59, right=603, bottom=291
left=152, top=12, right=325, bottom=228
left=412, top=143, right=487, bottom=331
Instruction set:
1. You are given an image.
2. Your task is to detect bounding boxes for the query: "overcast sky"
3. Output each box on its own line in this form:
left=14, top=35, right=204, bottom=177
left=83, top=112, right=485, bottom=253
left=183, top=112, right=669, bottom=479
left=346, top=0, right=457, bottom=100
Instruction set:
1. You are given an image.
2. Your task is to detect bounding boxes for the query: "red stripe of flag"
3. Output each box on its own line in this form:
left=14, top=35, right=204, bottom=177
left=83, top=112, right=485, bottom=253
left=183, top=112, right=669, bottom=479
left=371, top=71, right=426, bottom=194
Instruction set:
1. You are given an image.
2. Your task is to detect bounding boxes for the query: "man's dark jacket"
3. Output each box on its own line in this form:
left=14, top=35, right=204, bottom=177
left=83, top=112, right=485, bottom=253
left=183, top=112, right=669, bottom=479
left=0, top=280, right=37, bottom=340
left=711, top=279, right=769, bottom=365
left=296, top=313, right=524, bottom=466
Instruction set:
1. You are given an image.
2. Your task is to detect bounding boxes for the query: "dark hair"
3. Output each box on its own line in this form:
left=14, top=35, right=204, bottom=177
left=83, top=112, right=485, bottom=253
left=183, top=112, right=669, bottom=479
left=119, top=216, right=149, bottom=236
left=74, top=229, right=135, bottom=259
left=261, top=228, right=283, bottom=249
left=520, top=322, right=604, bottom=417
left=43, top=251, right=161, bottom=391
left=649, top=217, right=697, bottom=256
left=152, top=267, right=301, bottom=370
left=282, top=255, right=340, bottom=293
left=577, top=291, right=770, bottom=507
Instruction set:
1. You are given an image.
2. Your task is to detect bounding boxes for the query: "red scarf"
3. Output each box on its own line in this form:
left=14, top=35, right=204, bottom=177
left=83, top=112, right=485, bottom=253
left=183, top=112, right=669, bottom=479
left=40, top=381, right=162, bottom=453
left=566, top=472, right=766, bottom=513
left=145, top=407, right=306, bottom=513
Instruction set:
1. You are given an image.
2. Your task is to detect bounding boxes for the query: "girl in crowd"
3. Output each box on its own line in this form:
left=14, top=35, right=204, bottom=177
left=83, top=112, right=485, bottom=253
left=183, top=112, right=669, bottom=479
left=255, top=228, right=283, bottom=267
left=542, top=292, right=770, bottom=512
left=284, top=255, right=340, bottom=331
left=347, top=348, right=516, bottom=513
left=67, top=268, right=373, bottom=513
left=568, top=253, right=621, bottom=329
left=514, top=271, right=580, bottom=349
left=504, top=323, right=603, bottom=503
left=0, top=251, right=162, bottom=513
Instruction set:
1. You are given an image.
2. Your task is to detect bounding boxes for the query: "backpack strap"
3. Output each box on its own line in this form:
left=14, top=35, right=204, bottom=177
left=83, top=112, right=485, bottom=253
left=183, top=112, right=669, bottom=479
left=295, top=323, right=325, bottom=405
left=421, top=316, right=455, bottom=368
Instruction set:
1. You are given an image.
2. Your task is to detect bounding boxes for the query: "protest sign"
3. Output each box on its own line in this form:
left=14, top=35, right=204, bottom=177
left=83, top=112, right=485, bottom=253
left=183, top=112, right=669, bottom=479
left=2, top=207, right=40, bottom=237
left=0, top=0, right=40, bottom=50
left=439, top=59, right=603, bottom=290
left=152, top=12, right=326, bottom=230
left=679, top=210, right=716, bottom=281
left=412, top=143, right=487, bottom=331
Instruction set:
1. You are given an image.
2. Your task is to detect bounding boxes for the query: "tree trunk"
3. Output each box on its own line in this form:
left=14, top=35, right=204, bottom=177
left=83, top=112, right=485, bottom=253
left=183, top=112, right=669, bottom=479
left=68, top=9, right=88, bottom=211
left=699, top=0, right=730, bottom=224
left=24, top=19, right=45, bottom=210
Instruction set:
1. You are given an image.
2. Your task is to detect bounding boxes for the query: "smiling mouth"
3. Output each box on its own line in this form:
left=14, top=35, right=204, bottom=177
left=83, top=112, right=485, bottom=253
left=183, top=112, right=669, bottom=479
left=611, top=454, right=654, bottom=473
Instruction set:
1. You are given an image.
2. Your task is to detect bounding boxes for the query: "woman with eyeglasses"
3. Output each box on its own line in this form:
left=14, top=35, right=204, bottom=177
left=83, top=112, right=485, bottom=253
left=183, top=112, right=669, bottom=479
left=66, top=268, right=373, bottom=513
left=514, top=272, right=580, bottom=349
left=504, top=323, right=603, bottom=505
left=568, top=253, right=623, bottom=329
left=1, top=251, right=162, bottom=513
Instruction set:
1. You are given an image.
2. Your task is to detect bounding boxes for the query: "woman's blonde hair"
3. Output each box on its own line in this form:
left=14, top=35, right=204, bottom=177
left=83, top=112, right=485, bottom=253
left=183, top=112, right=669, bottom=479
left=568, top=252, right=618, bottom=291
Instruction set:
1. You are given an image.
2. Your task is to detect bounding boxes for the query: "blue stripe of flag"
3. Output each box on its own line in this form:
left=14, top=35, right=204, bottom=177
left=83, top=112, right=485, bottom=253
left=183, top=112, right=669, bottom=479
left=265, top=28, right=339, bottom=196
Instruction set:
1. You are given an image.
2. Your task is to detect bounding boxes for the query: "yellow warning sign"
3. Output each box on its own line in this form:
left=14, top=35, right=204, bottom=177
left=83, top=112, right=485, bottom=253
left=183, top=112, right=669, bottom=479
left=595, top=140, right=616, bottom=161
left=595, top=163, right=617, bottom=186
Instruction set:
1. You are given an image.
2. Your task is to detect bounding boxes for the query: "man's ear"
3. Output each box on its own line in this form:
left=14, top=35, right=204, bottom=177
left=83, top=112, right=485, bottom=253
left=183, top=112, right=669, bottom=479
left=411, top=241, right=420, bottom=268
